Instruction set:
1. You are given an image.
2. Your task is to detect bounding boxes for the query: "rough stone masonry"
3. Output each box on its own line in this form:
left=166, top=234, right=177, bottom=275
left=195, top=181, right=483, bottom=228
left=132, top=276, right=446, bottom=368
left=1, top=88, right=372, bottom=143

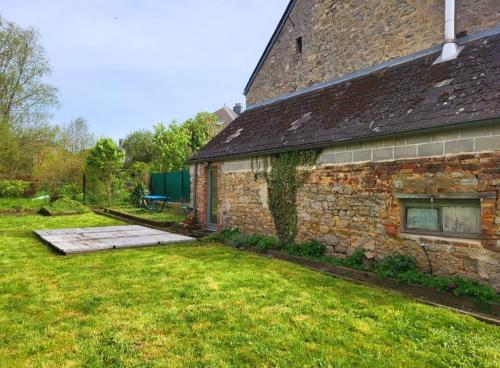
left=246, top=0, right=500, bottom=105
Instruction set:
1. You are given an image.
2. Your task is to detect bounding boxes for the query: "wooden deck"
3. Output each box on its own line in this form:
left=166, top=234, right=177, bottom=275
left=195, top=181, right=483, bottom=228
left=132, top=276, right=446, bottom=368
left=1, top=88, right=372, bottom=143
left=34, top=225, right=194, bottom=255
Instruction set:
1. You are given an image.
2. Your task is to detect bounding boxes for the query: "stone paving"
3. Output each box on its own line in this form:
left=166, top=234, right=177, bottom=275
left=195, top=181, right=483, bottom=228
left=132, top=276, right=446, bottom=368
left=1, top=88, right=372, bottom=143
left=34, top=225, right=194, bottom=255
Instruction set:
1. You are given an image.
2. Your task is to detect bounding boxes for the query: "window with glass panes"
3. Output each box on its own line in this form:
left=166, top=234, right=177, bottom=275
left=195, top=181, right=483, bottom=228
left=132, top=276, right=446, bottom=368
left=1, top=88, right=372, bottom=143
left=402, top=199, right=481, bottom=238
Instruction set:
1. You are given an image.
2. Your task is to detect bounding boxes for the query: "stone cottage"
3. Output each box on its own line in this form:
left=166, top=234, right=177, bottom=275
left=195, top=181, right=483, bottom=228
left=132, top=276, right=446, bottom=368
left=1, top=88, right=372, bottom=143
left=190, top=0, right=500, bottom=289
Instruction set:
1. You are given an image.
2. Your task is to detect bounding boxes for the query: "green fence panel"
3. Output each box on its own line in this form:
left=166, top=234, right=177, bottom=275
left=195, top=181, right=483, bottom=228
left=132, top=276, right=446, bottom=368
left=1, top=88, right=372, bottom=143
left=151, top=173, right=165, bottom=197
left=150, top=170, right=190, bottom=203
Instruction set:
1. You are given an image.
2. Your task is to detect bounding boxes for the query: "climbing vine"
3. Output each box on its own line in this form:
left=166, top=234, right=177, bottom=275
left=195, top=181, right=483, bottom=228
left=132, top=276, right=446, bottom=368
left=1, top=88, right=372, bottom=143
left=253, top=150, right=319, bottom=245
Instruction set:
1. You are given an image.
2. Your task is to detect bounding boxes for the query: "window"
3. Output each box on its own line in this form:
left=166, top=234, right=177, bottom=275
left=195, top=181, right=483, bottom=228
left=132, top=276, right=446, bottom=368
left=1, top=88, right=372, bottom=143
left=296, top=36, right=303, bottom=54
left=402, top=198, right=481, bottom=238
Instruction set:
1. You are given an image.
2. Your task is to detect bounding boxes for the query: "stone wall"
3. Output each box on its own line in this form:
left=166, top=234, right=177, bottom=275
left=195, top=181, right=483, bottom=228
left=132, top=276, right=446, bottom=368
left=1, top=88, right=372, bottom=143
left=204, top=152, right=500, bottom=289
left=246, top=0, right=500, bottom=105
left=297, top=153, right=500, bottom=290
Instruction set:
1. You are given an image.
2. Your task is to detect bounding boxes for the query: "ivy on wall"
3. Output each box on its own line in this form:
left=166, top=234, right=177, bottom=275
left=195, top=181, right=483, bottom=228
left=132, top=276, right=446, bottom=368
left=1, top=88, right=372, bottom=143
left=253, top=150, right=319, bottom=245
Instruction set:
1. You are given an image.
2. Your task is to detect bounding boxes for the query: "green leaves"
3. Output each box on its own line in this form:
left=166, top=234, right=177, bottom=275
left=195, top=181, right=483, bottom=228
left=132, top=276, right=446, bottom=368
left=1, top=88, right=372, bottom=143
left=121, top=129, right=154, bottom=166
left=86, top=138, right=124, bottom=172
left=152, top=122, right=191, bottom=172
left=263, top=150, right=319, bottom=245
left=86, top=138, right=124, bottom=206
left=183, top=112, right=219, bottom=152
left=151, top=112, right=219, bottom=173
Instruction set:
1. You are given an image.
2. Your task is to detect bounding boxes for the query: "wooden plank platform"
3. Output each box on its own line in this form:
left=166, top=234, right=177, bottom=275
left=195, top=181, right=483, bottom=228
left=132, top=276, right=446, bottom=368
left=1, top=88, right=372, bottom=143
left=34, top=225, right=194, bottom=255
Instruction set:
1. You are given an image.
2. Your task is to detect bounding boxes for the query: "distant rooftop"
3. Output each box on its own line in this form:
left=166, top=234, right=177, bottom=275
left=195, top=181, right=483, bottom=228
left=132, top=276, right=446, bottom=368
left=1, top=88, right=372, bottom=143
left=214, top=105, right=240, bottom=127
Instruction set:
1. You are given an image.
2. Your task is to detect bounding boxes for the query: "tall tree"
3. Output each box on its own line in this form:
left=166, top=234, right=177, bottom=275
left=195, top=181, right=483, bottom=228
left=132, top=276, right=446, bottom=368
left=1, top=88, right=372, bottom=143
left=86, top=138, right=124, bottom=206
left=122, top=129, right=154, bottom=166
left=0, top=16, right=58, bottom=128
left=58, top=117, right=95, bottom=153
left=152, top=122, right=190, bottom=172
left=183, top=112, right=219, bottom=153
left=0, top=16, right=59, bottom=177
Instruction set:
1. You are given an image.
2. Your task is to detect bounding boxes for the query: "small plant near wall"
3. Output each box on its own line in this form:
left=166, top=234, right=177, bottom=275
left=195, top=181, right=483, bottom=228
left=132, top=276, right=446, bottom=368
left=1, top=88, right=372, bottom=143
left=252, top=150, right=319, bottom=245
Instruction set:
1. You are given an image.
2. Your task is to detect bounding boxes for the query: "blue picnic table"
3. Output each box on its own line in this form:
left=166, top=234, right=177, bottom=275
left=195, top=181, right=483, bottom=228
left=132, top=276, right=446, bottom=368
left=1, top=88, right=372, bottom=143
left=141, top=195, right=171, bottom=212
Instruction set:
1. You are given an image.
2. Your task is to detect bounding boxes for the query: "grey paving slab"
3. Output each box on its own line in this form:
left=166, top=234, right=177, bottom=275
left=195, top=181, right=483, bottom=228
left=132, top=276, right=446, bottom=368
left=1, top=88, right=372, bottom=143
left=34, top=225, right=194, bottom=255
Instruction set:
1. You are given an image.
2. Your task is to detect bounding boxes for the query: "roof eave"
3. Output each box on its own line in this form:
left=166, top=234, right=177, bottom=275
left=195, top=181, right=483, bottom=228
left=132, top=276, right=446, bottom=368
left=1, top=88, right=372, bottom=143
left=188, top=117, right=500, bottom=163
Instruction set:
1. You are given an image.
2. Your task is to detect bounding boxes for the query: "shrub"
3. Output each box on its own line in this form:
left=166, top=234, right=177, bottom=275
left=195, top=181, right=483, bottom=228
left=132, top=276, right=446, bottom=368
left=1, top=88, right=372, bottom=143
left=373, top=253, right=499, bottom=304
left=219, top=229, right=241, bottom=242
left=201, top=229, right=279, bottom=251
left=227, top=233, right=252, bottom=248
left=341, top=249, right=367, bottom=271
left=286, top=240, right=327, bottom=258
left=129, top=183, right=147, bottom=208
left=39, top=198, right=90, bottom=216
left=255, top=236, right=280, bottom=252
left=61, top=184, right=80, bottom=199
left=374, top=253, right=418, bottom=278
left=0, top=180, right=31, bottom=197
left=396, top=270, right=499, bottom=304
left=201, top=228, right=241, bottom=243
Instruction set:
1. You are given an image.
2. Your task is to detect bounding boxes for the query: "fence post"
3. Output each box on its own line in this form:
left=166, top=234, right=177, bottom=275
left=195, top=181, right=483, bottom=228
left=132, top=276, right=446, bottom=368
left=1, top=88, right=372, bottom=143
left=181, top=170, right=184, bottom=203
left=163, top=172, right=167, bottom=197
left=83, top=173, right=86, bottom=205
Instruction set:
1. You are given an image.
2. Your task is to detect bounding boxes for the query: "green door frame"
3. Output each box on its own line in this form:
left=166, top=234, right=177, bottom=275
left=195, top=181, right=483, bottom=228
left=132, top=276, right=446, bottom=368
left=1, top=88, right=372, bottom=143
left=207, top=167, right=218, bottom=230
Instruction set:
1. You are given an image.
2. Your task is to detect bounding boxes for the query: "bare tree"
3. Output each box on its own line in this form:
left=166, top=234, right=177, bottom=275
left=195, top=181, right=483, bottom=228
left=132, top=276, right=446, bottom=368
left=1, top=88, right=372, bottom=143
left=59, top=117, right=96, bottom=153
left=0, top=15, right=58, bottom=129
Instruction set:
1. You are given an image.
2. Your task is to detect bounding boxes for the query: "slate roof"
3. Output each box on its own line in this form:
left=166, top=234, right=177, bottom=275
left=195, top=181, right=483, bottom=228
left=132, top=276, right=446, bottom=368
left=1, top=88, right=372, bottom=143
left=192, top=32, right=500, bottom=162
left=214, top=106, right=239, bottom=126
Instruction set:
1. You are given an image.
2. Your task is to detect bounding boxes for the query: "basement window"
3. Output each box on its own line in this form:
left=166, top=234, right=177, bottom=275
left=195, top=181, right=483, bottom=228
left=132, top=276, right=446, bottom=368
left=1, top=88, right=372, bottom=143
left=402, top=198, right=481, bottom=238
left=296, top=36, right=303, bottom=54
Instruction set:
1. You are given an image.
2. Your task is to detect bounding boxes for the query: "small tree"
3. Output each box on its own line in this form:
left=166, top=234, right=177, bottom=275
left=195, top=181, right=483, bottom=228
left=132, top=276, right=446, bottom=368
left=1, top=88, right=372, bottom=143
left=122, top=129, right=154, bottom=166
left=183, top=112, right=219, bottom=153
left=152, top=122, right=190, bottom=172
left=86, top=138, right=124, bottom=206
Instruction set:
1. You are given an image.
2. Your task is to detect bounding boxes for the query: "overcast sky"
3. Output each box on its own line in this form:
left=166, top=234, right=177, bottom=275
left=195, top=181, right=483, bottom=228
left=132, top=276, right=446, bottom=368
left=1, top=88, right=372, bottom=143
left=2, top=0, right=289, bottom=140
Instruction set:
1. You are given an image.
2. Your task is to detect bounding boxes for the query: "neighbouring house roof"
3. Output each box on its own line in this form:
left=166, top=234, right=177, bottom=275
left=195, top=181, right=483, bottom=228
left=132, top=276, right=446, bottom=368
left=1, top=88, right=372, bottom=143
left=243, top=0, right=296, bottom=95
left=191, top=32, right=500, bottom=162
left=214, top=106, right=239, bottom=127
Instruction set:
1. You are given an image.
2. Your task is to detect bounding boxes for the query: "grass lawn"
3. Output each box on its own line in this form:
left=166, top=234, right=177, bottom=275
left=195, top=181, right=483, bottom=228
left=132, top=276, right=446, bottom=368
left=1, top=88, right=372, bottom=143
left=111, top=203, right=187, bottom=223
left=0, top=213, right=499, bottom=367
left=0, top=197, right=49, bottom=213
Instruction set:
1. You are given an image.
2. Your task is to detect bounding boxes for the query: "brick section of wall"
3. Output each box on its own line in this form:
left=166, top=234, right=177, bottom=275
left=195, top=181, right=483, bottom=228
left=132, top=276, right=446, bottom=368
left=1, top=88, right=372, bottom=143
left=190, top=163, right=223, bottom=229
left=193, top=151, right=500, bottom=290
left=246, top=0, right=500, bottom=105
left=320, top=122, right=500, bottom=165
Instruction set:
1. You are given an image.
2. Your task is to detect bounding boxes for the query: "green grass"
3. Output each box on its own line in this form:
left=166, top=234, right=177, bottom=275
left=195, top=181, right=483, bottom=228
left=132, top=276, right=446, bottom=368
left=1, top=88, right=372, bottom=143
left=40, top=197, right=90, bottom=215
left=0, top=197, right=49, bottom=212
left=0, top=213, right=499, bottom=367
left=111, top=203, right=187, bottom=223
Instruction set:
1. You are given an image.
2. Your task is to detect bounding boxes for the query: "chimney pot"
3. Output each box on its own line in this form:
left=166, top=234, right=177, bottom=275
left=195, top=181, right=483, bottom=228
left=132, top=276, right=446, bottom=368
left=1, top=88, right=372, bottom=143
left=233, top=103, right=242, bottom=115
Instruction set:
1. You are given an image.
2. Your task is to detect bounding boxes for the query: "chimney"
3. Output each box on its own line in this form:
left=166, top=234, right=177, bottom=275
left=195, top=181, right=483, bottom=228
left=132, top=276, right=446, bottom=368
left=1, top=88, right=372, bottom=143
left=434, top=0, right=464, bottom=64
left=233, top=103, right=242, bottom=115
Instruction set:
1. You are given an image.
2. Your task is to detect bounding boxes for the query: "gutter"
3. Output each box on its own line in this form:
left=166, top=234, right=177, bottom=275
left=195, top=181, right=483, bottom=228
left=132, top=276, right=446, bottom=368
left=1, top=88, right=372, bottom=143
left=189, top=118, right=500, bottom=163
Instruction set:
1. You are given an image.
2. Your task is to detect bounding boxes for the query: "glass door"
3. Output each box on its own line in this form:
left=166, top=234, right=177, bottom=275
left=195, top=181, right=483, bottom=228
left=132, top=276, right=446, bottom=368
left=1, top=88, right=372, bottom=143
left=207, top=167, right=218, bottom=229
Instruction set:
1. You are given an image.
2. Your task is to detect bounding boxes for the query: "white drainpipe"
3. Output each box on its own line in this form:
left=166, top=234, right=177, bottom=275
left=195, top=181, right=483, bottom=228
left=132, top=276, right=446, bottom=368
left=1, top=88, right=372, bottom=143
left=434, top=0, right=464, bottom=64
